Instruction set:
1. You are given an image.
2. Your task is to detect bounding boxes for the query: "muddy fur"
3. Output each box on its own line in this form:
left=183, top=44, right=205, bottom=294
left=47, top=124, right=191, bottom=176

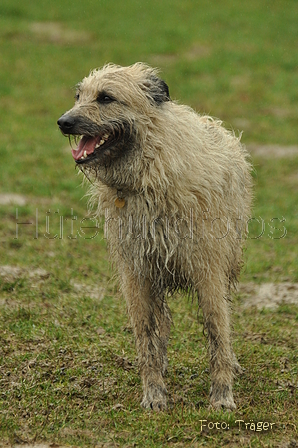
left=57, top=63, right=252, bottom=411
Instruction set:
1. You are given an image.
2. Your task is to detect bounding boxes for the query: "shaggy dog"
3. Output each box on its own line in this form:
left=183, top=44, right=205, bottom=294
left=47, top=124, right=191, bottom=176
left=57, top=63, right=252, bottom=411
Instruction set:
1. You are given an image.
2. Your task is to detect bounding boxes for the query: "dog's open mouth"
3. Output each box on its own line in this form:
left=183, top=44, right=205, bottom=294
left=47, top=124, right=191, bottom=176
left=58, top=113, right=134, bottom=166
left=72, top=133, right=111, bottom=163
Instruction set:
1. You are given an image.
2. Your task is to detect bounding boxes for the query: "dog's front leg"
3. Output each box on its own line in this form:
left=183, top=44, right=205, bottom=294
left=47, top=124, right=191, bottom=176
left=198, top=278, right=236, bottom=411
left=121, top=270, right=171, bottom=411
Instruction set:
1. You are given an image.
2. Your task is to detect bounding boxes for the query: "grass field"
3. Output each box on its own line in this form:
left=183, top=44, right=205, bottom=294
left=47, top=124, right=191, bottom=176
left=0, top=0, right=298, bottom=446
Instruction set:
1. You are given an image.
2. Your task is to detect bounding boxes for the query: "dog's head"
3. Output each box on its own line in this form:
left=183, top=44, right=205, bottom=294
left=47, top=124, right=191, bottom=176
left=57, top=63, right=170, bottom=168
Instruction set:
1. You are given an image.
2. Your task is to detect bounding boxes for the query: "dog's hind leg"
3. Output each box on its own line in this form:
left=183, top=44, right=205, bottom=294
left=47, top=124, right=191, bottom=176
left=121, top=269, right=171, bottom=411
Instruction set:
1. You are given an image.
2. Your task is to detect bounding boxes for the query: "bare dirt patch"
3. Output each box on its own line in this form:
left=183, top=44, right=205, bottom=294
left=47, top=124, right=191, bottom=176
left=185, top=42, right=211, bottom=60
left=150, top=43, right=210, bottom=66
left=247, top=144, right=298, bottom=158
left=0, top=266, right=50, bottom=307
left=239, top=282, right=298, bottom=309
left=71, top=280, right=105, bottom=301
left=0, top=265, right=49, bottom=282
left=0, top=193, right=27, bottom=206
left=0, top=265, right=105, bottom=302
left=149, top=53, right=178, bottom=66
left=29, top=22, right=92, bottom=45
left=13, top=445, right=69, bottom=448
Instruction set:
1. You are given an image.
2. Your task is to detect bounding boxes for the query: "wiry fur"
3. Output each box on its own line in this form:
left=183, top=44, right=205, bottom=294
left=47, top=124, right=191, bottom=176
left=58, top=63, right=252, bottom=411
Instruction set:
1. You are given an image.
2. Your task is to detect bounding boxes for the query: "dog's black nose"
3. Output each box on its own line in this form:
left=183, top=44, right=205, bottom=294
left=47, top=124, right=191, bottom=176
left=57, top=114, right=76, bottom=132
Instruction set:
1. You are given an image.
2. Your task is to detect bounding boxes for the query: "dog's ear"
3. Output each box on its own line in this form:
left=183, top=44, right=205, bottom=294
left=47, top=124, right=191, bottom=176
left=150, top=76, right=170, bottom=104
left=141, top=75, right=171, bottom=105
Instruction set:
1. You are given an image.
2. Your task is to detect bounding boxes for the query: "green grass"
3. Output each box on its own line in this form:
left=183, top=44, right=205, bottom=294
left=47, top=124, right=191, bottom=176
left=0, top=0, right=298, bottom=446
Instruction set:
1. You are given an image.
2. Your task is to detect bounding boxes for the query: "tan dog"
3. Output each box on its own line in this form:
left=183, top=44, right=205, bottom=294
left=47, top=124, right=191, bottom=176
left=58, top=63, right=252, bottom=411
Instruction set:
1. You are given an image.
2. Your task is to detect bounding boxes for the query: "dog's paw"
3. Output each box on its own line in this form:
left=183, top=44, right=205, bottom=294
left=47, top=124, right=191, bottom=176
left=209, top=384, right=236, bottom=411
left=141, top=383, right=167, bottom=411
left=209, top=396, right=236, bottom=412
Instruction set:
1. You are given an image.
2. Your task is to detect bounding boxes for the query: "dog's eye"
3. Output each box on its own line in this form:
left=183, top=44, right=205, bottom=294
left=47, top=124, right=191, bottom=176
left=97, top=93, right=115, bottom=104
left=75, top=93, right=80, bottom=101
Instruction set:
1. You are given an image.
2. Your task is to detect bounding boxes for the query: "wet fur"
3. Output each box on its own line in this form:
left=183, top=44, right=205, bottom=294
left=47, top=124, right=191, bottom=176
left=58, top=63, right=252, bottom=410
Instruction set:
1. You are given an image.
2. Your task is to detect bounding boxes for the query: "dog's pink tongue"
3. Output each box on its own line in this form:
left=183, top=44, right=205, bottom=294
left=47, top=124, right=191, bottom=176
left=72, top=136, right=97, bottom=161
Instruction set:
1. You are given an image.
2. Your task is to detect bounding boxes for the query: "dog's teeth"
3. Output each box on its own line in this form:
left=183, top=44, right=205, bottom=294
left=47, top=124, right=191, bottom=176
left=95, top=144, right=100, bottom=149
left=80, top=156, right=84, bottom=160
left=83, top=150, right=87, bottom=158
left=100, top=139, right=105, bottom=145
left=103, top=134, right=109, bottom=139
